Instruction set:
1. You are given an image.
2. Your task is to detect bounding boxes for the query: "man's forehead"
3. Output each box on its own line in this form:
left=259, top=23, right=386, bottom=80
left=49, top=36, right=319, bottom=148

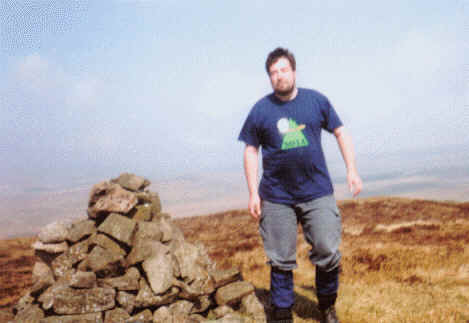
left=270, top=57, right=292, bottom=71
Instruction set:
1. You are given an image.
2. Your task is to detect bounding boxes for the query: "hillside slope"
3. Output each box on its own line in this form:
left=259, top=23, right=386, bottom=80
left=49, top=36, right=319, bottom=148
left=1, top=197, right=468, bottom=322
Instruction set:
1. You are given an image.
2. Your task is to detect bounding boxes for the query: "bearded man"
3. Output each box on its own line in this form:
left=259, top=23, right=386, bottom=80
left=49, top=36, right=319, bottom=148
left=238, top=47, right=362, bottom=323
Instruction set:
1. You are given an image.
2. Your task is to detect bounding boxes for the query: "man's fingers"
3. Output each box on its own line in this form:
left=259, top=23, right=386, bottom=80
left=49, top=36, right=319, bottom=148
left=249, top=205, right=258, bottom=219
left=248, top=201, right=261, bottom=220
left=255, top=203, right=261, bottom=216
left=351, top=178, right=362, bottom=197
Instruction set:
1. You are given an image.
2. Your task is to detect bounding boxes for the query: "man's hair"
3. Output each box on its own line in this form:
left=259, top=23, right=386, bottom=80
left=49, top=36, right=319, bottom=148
left=265, top=47, right=296, bottom=74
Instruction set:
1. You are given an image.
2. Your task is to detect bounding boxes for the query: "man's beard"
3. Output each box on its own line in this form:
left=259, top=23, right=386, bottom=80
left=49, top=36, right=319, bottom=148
left=274, top=82, right=295, bottom=97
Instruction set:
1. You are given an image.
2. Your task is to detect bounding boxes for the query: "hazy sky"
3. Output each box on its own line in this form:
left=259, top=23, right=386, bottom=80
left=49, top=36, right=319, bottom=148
left=1, top=1, right=468, bottom=186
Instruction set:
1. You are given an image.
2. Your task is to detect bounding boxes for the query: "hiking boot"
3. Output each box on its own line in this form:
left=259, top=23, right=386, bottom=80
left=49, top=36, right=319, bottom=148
left=272, top=306, right=293, bottom=323
left=320, top=305, right=339, bottom=323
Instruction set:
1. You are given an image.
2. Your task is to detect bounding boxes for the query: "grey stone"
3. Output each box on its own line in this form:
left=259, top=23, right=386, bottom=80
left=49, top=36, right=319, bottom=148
left=153, top=306, right=172, bottom=323
left=171, top=253, right=181, bottom=278
left=38, top=282, right=69, bottom=310
left=189, top=314, right=206, bottom=322
left=135, top=278, right=179, bottom=307
left=67, top=219, right=96, bottom=243
left=149, top=192, right=162, bottom=215
left=173, top=241, right=201, bottom=282
left=172, top=278, right=203, bottom=299
left=132, top=204, right=152, bottom=221
left=52, top=287, right=116, bottom=314
left=142, top=251, right=174, bottom=295
left=14, top=304, right=44, bottom=323
left=210, top=268, right=240, bottom=288
left=88, top=182, right=138, bottom=218
left=126, top=309, right=152, bottom=323
left=89, top=233, right=127, bottom=257
left=104, top=307, right=130, bottom=323
left=82, top=245, right=124, bottom=275
left=40, top=313, right=103, bottom=323
left=133, top=220, right=163, bottom=244
left=116, top=291, right=136, bottom=314
left=13, top=292, right=34, bottom=314
left=190, top=269, right=215, bottom=296
left=153, top=217, right=173, bottom=242
left=171, top=241, right=214, bottom=296
left=135, top=191, right=153, bottom=203
left=212, top=305, right=235, bottom=319
left=215, top=281, right=255, bottom=306
left=51, top=239, right=89, bottom=278
left=112, top=173, right=148, bottom=192
left=241, top=293, right=266, bottom=322
left=212, top=312, right=245, bottom=323
left=31, top=261, right=55, bottom=294
left=69, top=271, right=96, bottom=288
left=171, top=314, right=199, bottom=323
left=99, top=267, right=140, bottom=291
left=171, top=225, right=185, bottom=243
left=98, top=213, right=136, bottom=246
left=169, top=300, right=194, bottom=316
left=34, top=250, right=60, bottom=267
left=32, top=240, right=68, bottom=254
left=192, top=295, right=212, bottom=314
left=38, top=221, right=70, bottom=243
left=126, top=240, right=169, bottom=267
left=195, top=242, right=215, bottom=270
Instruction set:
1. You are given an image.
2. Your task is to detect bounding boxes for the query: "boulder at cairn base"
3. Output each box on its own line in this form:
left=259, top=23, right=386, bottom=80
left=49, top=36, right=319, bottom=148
left=215, top=281, right=255, bottom=306
left=40, top=313, right=103, bottom=323
left=52, top=287, right=116, bottom=314
left=142, top=251, right=174, bottom=295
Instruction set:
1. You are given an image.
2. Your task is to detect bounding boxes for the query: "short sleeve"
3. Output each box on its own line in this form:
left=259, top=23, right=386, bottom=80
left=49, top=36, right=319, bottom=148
left=238, top=108, right=260, bottom=147
left=320, top=97, right=343, bottom=133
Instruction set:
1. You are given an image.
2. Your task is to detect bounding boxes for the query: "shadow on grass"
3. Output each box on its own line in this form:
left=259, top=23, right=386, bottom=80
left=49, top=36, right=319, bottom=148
left=254, top=286, right=322, bottom=322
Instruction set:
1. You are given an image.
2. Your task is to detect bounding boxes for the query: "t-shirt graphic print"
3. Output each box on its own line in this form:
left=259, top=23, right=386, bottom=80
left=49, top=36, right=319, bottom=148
left=277, top=118, right=309, bottom=150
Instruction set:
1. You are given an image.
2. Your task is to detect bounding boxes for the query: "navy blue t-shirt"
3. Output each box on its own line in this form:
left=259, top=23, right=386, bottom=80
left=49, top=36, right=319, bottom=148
left=238, top=88, right=343, bottom=204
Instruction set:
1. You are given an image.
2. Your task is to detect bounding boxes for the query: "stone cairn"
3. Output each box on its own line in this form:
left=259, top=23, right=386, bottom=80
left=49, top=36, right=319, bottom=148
left=9, top=173, right=266, bottom=323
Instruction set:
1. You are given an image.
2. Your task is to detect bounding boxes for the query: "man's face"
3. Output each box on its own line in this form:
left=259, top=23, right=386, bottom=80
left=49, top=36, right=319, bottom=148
left=268, top=57, right=296, bottom=97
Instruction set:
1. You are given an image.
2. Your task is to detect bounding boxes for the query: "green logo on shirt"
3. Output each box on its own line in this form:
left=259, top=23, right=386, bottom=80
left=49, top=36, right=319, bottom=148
left=277, top=118, right=309, bottom=150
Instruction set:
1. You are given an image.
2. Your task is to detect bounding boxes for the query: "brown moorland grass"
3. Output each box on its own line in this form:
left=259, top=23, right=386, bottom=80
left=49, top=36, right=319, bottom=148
left=175, top=197, right=469, bottom=322
left=1, top=197, right=468, bottom=322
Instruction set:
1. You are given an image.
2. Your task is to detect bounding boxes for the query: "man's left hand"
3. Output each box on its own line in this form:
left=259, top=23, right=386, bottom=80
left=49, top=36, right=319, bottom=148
left=347, top=170, right=362, bottom=197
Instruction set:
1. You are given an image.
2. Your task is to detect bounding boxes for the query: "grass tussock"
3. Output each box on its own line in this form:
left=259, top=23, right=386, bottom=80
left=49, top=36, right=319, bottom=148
left=0, top=237, right=35, bottom=308
left=1, top=197, right=468, bottom=322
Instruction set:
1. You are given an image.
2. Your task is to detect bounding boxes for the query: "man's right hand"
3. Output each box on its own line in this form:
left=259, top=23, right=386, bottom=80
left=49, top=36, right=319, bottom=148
left=248, top=194, right=262, bottom=220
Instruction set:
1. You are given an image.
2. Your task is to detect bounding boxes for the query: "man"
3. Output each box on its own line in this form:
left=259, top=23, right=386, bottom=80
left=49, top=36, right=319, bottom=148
left=238, top=47, right=362, bottom=323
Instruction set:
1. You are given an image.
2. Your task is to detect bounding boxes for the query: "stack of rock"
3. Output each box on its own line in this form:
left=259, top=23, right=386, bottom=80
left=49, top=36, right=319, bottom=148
left=9, top=173, right=266, bottom=323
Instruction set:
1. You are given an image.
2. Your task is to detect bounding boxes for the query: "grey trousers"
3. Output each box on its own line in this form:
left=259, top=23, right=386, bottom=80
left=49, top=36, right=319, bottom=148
left=259, top=194, right=342, bottom=272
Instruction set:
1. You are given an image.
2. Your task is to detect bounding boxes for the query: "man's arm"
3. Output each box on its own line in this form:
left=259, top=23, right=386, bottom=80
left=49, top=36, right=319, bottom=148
left=333, top=126, right=363, bottom=197
left=243, top=144, right=262, bottom=219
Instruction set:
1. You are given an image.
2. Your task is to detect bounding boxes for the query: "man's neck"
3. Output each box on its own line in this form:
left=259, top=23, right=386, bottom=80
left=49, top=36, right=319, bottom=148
left=275, top=87, right=298, bottom=102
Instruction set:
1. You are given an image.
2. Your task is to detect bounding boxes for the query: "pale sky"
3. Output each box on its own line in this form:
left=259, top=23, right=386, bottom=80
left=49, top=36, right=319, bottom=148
left=1, top=1, right=468, bottom=187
